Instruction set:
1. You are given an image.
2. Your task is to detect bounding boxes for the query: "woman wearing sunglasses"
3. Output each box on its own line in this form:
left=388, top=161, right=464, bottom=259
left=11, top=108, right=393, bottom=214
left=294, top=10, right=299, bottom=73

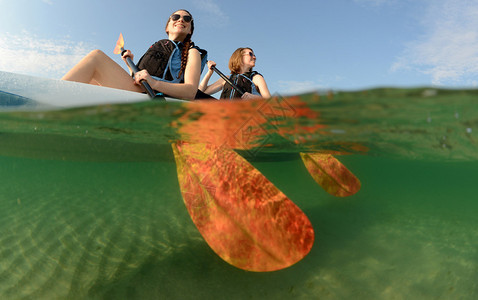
left=62, top=9, right=206, bottom=100
left=199, top=47, right=271, bottom=99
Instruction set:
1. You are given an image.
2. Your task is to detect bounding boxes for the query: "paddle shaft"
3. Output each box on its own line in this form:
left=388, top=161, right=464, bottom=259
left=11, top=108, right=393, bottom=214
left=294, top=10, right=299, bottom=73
left=120, top=48, right=157, bottom=98
left=211, top=66, right=245, bottom=96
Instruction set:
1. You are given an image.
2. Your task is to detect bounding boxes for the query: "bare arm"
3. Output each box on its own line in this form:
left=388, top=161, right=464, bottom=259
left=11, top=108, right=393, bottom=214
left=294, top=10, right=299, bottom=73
left=134, top=48, right=202, bottom=100
left=252, top=74, right=271, bottom=98
left=201, top=78, right=225, bottom=95
left=199, top=61, right=225, bottom=95
left=199, top=61, right=214, bottom=91
left=121, top=49, right=135, bottom=76
left=241, top=74, right=272, bottom=99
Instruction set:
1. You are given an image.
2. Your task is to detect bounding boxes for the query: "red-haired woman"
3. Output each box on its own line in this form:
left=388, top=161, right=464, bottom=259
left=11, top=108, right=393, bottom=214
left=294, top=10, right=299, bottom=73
left=199, top=47, right=271, bottom=99
left=62, top=9, right=206, bottom=100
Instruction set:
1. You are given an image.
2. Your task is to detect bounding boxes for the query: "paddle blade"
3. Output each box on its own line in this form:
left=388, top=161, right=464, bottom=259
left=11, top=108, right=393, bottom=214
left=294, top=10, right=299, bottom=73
left=113, top=33, right=124, bottom=54
left=172, top=142, right=314, bottom=272
left=300, top=152, right=361, bottom=197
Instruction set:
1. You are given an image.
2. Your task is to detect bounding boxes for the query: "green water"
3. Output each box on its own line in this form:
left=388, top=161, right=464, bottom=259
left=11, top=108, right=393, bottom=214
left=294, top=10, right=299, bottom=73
left=1, top=89, right=477, bottom=299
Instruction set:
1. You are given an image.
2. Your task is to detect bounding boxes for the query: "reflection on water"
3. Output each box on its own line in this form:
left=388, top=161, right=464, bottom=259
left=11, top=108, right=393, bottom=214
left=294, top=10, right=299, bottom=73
left=0, top=88, right=477, bottom=299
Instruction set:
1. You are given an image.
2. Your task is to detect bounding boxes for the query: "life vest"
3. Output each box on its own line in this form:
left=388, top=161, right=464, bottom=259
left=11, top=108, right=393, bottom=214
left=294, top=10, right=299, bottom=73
left=220, top=71, right=261, bottom=99
left=136, top=39, right=207, bottom=83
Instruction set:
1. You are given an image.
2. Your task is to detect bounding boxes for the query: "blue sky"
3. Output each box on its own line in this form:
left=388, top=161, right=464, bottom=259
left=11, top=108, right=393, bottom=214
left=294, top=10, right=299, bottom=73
left=1, top=0, right=478, bottom=95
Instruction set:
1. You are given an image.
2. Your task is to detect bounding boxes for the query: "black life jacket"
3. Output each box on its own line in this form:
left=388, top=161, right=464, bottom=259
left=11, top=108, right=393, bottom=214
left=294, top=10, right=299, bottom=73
left=220, top=71, right=261, bottom=99
left=136, top=39, right=207, bottom=83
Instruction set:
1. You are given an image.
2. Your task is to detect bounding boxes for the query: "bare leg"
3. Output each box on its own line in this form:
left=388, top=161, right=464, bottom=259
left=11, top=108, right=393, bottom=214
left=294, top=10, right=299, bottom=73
left=62, top=50, right=143, bottom=93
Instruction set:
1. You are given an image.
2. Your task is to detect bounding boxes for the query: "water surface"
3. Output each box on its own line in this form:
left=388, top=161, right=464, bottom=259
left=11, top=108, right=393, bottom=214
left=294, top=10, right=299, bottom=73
left=0, top=88, right=477, bottom=299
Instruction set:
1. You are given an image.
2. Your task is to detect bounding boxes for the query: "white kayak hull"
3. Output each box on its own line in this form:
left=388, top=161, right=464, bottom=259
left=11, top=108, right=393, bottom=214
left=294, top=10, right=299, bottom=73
left=0, top=70, right=181, bottom=110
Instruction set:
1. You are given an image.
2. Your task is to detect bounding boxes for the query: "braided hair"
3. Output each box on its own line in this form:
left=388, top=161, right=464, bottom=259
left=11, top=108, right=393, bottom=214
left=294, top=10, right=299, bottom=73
left=165, top=10, right=195, bottom=79
left=178, top=34, right=192, bottom=79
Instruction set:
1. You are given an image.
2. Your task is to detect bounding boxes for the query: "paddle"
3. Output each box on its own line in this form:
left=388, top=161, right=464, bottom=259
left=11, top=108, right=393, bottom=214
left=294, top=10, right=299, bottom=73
left=300, top=152, right=361, bottom=197
left=206, top=68, right=362, bottom=197
left=113, top=33, right=157, bottom=98
left=210, top=65, right=245, bottom=96
left=171, top=141, right=314, bottom=272
left=112, top=38, right=314, bottom=270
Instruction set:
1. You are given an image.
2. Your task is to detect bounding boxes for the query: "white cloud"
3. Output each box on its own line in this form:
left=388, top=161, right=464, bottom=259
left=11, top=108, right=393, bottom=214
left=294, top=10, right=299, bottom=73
left=191, top=0, right=228, bottom=24
left=353, top=0, right=397, bottom=7
left=0, top=31, right=94, bottom=79
left=42, top=0, right=54, bottom=5
left=392, top=0, right=478, bottom=85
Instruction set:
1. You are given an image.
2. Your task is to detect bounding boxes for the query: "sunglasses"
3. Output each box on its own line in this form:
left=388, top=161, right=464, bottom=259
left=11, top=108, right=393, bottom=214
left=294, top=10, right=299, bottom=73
left=170, top=14, right=193, bottom=23
left=243, top=51, right=256, bottom=58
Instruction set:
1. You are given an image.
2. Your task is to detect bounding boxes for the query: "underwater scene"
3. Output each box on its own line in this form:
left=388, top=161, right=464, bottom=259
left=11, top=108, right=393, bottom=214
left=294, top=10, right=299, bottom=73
left=0, top=88, right=477, bottom=299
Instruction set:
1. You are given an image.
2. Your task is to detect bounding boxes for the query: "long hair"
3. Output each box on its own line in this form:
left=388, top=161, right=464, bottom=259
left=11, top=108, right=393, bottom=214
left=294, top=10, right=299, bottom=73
left=228, top=47, right=253, bottom=74
left=165, top=9, right=194, bottom=79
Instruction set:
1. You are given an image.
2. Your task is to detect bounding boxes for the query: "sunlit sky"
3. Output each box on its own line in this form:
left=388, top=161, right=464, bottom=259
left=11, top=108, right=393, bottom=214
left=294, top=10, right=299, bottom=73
left=2, top=0, right=478, bottom=95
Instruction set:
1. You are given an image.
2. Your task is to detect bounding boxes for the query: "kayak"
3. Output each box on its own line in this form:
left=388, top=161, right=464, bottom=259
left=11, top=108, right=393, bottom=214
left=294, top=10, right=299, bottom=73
left=0, top=69, right=361, bottom=193
left=0, top=70, right=182, bottom=110
left=0, top=70, right=335, bottom=272
left=1, top=69, right=477, bottom=297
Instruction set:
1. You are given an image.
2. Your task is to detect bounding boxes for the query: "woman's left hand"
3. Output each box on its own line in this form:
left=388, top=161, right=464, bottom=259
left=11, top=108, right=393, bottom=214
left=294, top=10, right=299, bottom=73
left=134, top=70, right=152, bottom=85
